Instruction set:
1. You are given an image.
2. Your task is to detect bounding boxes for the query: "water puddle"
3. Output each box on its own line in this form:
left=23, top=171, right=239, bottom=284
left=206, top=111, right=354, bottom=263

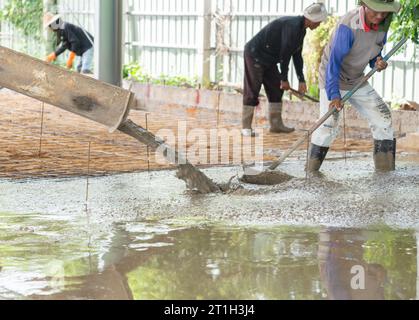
left=0, top=218, right=417, bottom=300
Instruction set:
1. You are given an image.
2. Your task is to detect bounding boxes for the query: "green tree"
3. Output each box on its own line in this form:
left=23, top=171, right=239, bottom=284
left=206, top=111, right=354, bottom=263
left=390, top=0, right=419, bottom=44
left=0, top=0, right=43, bottom=39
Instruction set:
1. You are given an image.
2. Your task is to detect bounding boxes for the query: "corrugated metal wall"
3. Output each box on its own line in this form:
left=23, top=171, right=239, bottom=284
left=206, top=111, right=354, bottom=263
left=0, top=0, right=417, bottom=101
left=56, top=0, right=95, bottom=33
left=123, top=0, right=203, bottom=78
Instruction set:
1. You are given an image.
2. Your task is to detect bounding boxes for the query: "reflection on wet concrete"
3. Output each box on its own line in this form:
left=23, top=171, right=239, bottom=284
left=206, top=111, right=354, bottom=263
left=319, top=229, right=386, bottom=300
left=0, top=217, right=417, bottom=300
left=0, top=154, right=418, bottom=299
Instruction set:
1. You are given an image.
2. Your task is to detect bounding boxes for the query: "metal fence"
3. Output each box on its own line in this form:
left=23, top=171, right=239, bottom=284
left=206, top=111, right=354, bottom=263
left=124, top=0, right=208, bottom=79
left=56, top=0, right=95, bottom=33
left=0, top=0, right=417, bottom=101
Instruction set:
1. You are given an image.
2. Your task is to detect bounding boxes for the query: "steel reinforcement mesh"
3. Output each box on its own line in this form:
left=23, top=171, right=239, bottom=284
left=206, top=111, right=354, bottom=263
left=0, top=89, right=367, bottom=179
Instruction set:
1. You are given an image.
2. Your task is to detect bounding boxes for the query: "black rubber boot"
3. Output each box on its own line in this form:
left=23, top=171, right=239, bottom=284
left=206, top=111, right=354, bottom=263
left=242, top=105, right=257, bottom=137
left=306, top=143, right=330, bottom=172
left=269, top=103, right=295, bottom=134
left=374, top=139, right=396, bottom=172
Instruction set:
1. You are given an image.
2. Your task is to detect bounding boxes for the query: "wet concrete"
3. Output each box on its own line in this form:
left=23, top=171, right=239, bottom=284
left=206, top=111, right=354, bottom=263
left=2, top=152, right=418, bottom=228
left=240, top=170, right=294, bottom=186
left=119, top=119, right=221, bottom=194
left=0, top=153, right=418, bottom=299
left=176, top=164, right=221, bottom=194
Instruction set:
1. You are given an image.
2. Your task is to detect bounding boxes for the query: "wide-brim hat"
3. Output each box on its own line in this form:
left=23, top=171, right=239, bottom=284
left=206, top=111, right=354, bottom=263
left=304, top=3, right=328, bottom=23
left=362, top=0, right=401, bottom=13
left=43, top=12, right=62, bottom=29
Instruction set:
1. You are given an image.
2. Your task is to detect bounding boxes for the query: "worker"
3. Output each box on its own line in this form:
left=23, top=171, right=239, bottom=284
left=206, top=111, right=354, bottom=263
left=43, top=12, right=94, bottom=74
left=241, top=3, right=328, bottom=137
left=307, top=0, right=401, bottom=172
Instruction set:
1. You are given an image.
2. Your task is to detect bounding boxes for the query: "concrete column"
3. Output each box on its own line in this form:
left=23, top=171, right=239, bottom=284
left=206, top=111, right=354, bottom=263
left=95, top=0, right=123, bottom=86
left=196, top=0, right=212, bottom=85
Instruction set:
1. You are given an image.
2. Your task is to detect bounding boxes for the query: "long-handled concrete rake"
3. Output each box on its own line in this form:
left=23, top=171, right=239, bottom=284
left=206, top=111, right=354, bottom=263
left=242, top=37, right=408, bottom=185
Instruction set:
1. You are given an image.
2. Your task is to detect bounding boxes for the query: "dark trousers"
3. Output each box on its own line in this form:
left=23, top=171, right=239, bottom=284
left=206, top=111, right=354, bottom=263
left=243, top=50, right=284, bottom=106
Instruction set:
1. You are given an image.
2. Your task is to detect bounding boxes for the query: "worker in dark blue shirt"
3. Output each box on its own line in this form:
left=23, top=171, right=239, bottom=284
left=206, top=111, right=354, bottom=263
left=242, top=3, right=328, bottom=137
left=44, top=12, right=94, bottom=74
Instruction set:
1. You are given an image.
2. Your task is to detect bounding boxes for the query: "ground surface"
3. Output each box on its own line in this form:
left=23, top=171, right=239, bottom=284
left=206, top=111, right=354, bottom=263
left=0, top=89, right=376, bottom=179
left=1, top=90, right=418, bottom=301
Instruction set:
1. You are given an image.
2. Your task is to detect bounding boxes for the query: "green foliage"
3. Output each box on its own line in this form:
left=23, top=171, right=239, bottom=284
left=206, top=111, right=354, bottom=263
left=123, top=63, right=151, bottom=83
left=156, top=74, right=198, bottom=88
left=123, top=62, right=198, bottom=88
left=303, top=16, right=339, bottom=99
left=0, top=0, right=43, bottom=39
left=390, top=0, right=419, bottom=44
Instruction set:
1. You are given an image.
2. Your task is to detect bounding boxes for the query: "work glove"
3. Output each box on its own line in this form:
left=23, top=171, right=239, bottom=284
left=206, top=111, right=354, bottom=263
left=66, top=51, right=77, bottom=70
left=46, top=52, right=57, bottom=63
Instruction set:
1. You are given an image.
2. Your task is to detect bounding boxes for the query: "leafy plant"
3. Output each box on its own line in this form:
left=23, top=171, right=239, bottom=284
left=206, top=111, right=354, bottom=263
left=0, top=0, right=43, bottom=39
left=390, top=0, right=419, bottom=44
left=303, top=16, right=339, bottom=99
left=123, top=62, right=198, bottom=88
left=123, top=62, right=152, bottom=83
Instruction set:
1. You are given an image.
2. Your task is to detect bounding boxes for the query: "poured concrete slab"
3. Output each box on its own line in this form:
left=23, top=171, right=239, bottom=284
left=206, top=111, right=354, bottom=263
left=1, top=153, right=419, bottom=229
